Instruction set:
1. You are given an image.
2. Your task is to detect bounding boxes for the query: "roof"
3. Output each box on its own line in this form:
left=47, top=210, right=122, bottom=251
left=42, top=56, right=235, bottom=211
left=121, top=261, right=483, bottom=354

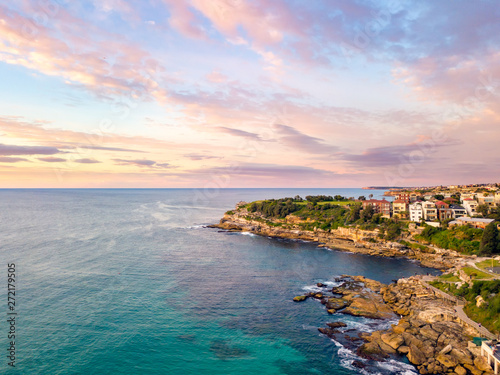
left=456, top=217, right=495, bottom=224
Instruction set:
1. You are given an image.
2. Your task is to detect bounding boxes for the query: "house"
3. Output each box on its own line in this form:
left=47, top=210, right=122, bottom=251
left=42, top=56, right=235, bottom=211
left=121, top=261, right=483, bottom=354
left=422, top=201, right=438, bottom=221
left=423, top=194, right=434, bottom=201
left=362, top=199, right=391, bottom=218
left=460, top=192, right=475, bottom=202
left=395, top=193, right=411, bottom=203
left=462, top=199, right=479, bottom=216
left=435, top=201, right=453, bottom=221
left=392, top=199, right=408, bottom=218
left=409, top=202, right=424, bottom=222
left=495, top=192, right=500, bottom=205
left=477, top=194, right=496, bottom=208
left=449, top=217, right=495, bottom=229
left=449, top=204, right=467, bottom=218
left=409, top=193, right=419, bottom=203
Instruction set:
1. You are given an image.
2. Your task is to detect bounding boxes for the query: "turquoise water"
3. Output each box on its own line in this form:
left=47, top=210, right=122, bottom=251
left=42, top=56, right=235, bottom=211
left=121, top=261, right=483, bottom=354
left=1, top=189, right=438, bottom=374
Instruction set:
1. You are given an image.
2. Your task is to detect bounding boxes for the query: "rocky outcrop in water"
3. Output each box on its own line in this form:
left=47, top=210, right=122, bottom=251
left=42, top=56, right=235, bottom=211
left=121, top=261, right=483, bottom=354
left=359, top=277, right=493, bottom=375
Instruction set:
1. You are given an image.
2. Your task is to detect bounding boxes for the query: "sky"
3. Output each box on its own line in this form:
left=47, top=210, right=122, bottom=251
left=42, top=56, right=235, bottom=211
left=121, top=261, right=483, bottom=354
left=0, top=0, right=499, bottom=188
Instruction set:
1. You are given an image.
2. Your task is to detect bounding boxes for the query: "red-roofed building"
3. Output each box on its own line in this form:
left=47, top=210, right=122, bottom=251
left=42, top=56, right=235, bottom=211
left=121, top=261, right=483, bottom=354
left=362, top=199, right=391, bottom=218
left=395, top=193, right=410, bottom=204
left=435, top=201, right=453, bottom=221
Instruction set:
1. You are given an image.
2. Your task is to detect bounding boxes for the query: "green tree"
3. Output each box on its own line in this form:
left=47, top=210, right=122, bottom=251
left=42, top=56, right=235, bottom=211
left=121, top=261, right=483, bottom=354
left=360, top=205, right=374, bottom=221
left=434, top=194, right=445, bottom=200
left=479, top=222, right=500, bottom=255
left=477, top=204, right=489, bottom=217
left=358, top=196, right=366, bottom=201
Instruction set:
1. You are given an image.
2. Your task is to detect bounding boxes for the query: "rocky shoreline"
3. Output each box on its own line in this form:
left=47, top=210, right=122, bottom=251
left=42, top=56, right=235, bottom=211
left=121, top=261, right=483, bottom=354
left=293, top=276, right=494, bottom=375
left=212, top=209, right=471, bottom=271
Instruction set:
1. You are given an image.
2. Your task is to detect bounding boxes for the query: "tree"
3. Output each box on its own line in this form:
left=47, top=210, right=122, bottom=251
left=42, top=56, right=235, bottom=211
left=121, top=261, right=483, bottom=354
left=360, top=205, right=374, bottom=221
left=477, top=204, right=489, bottom=217
left=358, top=196, right=366, bottom=201
left=479, top=222, right=500, bottom=255
left=434, top=194, right=445, bottom=200
left=369, top=194, right=373, bottom=200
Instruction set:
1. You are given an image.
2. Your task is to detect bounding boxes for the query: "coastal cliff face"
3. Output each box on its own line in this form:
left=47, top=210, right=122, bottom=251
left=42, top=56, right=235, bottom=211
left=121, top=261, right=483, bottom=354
left=214, top=209, right=463, bottom=270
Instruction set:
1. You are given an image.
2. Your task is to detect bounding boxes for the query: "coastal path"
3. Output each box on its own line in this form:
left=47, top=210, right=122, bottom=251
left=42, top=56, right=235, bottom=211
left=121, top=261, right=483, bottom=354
left=418, top=276, right=497, bottom=340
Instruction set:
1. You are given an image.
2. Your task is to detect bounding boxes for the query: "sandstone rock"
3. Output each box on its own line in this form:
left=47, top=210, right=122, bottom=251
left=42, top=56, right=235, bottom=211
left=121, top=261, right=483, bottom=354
left=317, top=282, right=326, bottom=288
left=408, top=345, right=426, bottom=365
left=326, top=322, right=347, bottom=329
left=436, top=353, right=458, bottom=368
left=313, top=293, right=323, bottom=299
left=325, top=298, right=350, bottom=311
left=293, top=295, right=307, bottom=302
left=454, top=365, right=467, bottom=375
left=465, top=363, right=484, bottom=375
left=381, top=332, right=404, bottom=350
left=356, top=341, right=389, bottom=361
left=450, top=348, right=473, bottom=366
left=420, top=325, right=440, bottom=341
left=393, top=320, right=410, bottom=334
left=440, top=344, right=453, bottom=355
left=326, top=309, right=336, bottom=314
left=341, top=295, right=395, bottom=319
left=398, top=345, right=410, bottom=354
left=474, top=356, right=493, bottom=372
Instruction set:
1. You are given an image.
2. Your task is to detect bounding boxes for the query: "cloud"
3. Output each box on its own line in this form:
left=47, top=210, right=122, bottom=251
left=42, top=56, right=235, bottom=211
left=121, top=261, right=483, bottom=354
left=217, top=127, right=262, bottom=140
left=343, top=138, right=460, bottom=168
left=69, top=145, right=146, bottom=153
left=0, top=157, right=29, bottom=163
left=184, top=153, right=220, bottom=161
left=74, top=158, right=101, bottom=164
left=273, top=124, right=338, bottom=155
left=0, top=143, right=61, bottom=156
left=113, top=159, right=173, bottom=168
left=206, top=71, right=228, bottom=83
left=38, top=157, right=67, bottom=163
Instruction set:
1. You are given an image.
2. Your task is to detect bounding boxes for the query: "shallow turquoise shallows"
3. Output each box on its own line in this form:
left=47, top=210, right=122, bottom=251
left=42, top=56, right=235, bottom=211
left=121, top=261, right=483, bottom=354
left=1, top=189, right=439, bottom=375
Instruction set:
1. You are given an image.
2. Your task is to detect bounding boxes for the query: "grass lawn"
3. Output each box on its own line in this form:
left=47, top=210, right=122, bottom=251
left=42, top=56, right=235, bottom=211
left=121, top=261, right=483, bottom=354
left=462, top=266, right=493, bottom=280
left=476, top=259, right=500, bottom=270
left=294, top=200, right=357, bottom=206
left=439, top=273, right=460, bottom=282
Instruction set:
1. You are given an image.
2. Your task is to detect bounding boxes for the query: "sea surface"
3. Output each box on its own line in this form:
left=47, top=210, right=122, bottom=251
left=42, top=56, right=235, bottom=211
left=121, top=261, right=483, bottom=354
left=1, top=189, right=440, bottom=375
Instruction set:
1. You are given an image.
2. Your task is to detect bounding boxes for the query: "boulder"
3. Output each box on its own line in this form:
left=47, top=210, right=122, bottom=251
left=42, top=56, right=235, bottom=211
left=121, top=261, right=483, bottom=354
left=342, top=296, right=394, bottom=319
left=356, top=341, right=389, bottom=361
left=380, top=332, right=404, bottom=350
left=326, top=322, right=347, bottom=329
left=454, top=365, right=467, bottom=375
left=317, top=282, right=326, bottom=288
left=449, top=348, right=473, bottom=365
left=465, top=364, right=484, bottom=375
left=397, top=345, right=409, bottom=354
left=436, top=353, right=458, bottom=368
left=420, top=325, right=440, bottom=341
left=439, top=344, right=453, bottom=355
left=325, top=298, right=350, bottom=311
left=408, top=345, right=427, bottom=365
left=474, top=356, right=493, bottom=372
left=293, top=295, right=307, bottom=302
left=393, top=320, right=410, bottom=334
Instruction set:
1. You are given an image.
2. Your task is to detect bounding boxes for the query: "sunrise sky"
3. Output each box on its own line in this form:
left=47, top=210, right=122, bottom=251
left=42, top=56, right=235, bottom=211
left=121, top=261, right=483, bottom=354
left=0, top=0, right=499, bottom=188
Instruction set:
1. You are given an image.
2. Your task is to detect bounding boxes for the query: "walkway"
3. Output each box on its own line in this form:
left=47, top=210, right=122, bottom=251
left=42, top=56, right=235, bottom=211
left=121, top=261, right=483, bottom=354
left=455, top=304, right=496, bottom=340
left=418, top=276, right=497, bottom=340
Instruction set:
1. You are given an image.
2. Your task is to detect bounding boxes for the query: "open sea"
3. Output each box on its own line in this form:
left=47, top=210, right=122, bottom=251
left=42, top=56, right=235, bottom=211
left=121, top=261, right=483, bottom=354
left=1, top=188, right=440, bottom=374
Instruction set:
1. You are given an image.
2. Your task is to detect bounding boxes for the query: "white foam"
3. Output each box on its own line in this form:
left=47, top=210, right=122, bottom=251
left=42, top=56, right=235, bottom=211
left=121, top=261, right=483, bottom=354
left=240, top=231, right=257, bottom=237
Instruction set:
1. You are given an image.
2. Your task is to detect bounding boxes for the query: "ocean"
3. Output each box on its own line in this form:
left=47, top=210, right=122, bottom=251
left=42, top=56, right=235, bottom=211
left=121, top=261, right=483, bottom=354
left=1, top=188, right=439, bottom=374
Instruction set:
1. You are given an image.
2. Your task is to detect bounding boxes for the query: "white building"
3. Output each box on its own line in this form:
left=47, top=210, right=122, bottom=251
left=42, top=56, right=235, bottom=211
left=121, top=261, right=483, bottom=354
left=462, top=199, right=479, bottom=216
left=409, top=202, right=424, bottom=222
left=422, top=201, right=438, bottom=221
left=449, top=204, right=467, bottom=218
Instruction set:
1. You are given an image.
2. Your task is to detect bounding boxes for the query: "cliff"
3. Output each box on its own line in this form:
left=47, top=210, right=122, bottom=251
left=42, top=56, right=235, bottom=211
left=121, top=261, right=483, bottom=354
left=213, top=208, right=464, bottom=270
